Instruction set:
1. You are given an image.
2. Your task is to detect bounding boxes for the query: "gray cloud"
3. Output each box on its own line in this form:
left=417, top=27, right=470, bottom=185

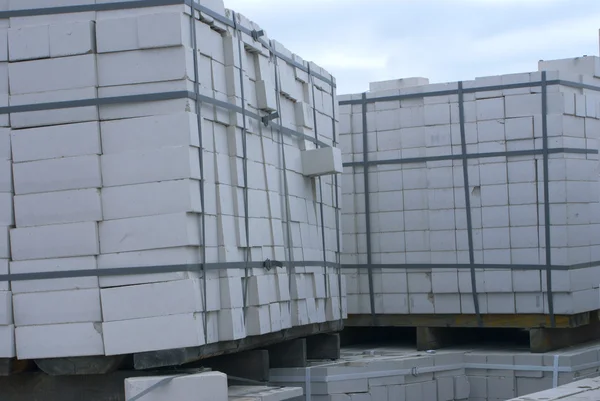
left=225, top=0, right=600, bottom=94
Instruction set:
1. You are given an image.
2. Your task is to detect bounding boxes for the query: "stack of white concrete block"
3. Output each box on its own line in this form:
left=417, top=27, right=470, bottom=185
left=270, top=342, right=600, bottom=401
left=2, top=0, right=345, bottom=361
left=509, top=377, right=600, bottom=401
left=340, top=58, right=600, bottom=316
left=0, top=124, right=12, bottom=359
left=125, top=371, right=303, bottom=401
left=126, top=371, right=229, bottom=401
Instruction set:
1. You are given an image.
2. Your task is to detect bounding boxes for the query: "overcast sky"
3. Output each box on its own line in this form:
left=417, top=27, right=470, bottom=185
left=225, top=0, right=600, bottom=95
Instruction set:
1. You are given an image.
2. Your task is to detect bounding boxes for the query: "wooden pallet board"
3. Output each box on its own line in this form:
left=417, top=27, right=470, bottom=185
left=344, top=312, right=600, bottom=353
left=344, top=312, right=591, bottom=329
left=134, top=320, right=344, bottom=370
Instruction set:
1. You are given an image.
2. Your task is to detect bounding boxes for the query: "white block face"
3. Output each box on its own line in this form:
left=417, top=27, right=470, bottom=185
left=0, top=290, right=12, bottom=325
left=218, top=308, right=246, bottom=341
left=0, top=325, right=15, bottom=358
left=97, top=47, right=193, bottom=87
left=101, top=113, right=199, bottom=154
left=301, top=147, right=343, bottom=177
left=10, top=222, right=99, bottom=261
left=10, top=256, right=98, bottom=294
left=15, top=188, right=102, bottom=227
left=101, top=147, right=201, bottom=187
left=102, top=313, right=206, bottom=356
left=101, top=180, right=202, bottom=221
left=10, top=87, right=99, bottom=129
left=8, top=54, right=97, bottom=95
left=11, top=121, right=101, bottom=163
left=125, top=372, right=228, bottom=401
left=101, top=279, right=204, bottom=322
left=99, top=213, right=201, bottom=254
left=49, top=20, right=96, bottom=58
left=13, top=155, right=101, bottom=195
left=15, top=322, right=104, bottom=359
left=97, top=247, right=202, bottom=288
left=13, top=288, right=102, bottom=326
left=8, top=25, right=50, bottom=62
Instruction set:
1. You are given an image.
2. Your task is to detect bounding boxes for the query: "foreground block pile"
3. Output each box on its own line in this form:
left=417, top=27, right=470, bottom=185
left=125, top=372, right=303, bottom=401
left=0, top=0, right=345, bottom=360
left=270, top=342, right=600, bottom=401
left=339, top=59, right=600, bottom=315
left=509, top=376, right=600, bottom=401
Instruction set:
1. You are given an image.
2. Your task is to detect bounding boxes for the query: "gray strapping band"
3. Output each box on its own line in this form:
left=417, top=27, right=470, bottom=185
left=541, top=71, right=556, bottom=327
left=360, top=92, right=376, bottom=322
left=308, top=63, right=330, bottom=300
left=343, top=147, right=598, bottom=168
left=458, top=81, right=482, bottom=327
left=188, top=6, right=209, bottom=342
left=232, top=11, right=252, bottom=322
left=4, top=259, right=600, bottom=283
left=271, top=38, right=297, bottom=306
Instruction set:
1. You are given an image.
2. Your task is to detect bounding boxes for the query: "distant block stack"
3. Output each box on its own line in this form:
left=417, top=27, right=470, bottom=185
left=339, top=59, right=600, bottom=316
left=0, top=0, right=345, bottom=361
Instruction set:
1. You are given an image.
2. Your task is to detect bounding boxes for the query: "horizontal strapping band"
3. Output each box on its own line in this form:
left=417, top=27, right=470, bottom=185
left=2, top=90, right=332, bottom=148
left=0, top=260, right=341, bottom=282
left=343, top=147, right=598, bottom=168
left=2, top=260, right=599, bottom=282
left=341, top=261, right=600, bottom=271
left=338, top=79, right=600, bottom=105
left=0, top=0, right=335, bottom=88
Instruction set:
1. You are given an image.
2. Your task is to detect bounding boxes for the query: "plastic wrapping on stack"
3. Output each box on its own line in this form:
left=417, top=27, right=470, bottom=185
left=339, top=59, right=600, bottom=317
left=0, top=0, right=346, bottom=360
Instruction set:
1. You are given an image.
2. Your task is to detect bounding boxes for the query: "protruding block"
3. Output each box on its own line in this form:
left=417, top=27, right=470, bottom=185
left=125, top=372, right=228, bottom=401
left=301, top=147, right=343, bottom=177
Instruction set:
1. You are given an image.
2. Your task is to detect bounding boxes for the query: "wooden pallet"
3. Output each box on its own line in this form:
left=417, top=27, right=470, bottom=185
left=0, top=327, right=341, bottom=401
left=134, top=320, right=343, bottom=370
left=344, top=311, right=600, bottom=353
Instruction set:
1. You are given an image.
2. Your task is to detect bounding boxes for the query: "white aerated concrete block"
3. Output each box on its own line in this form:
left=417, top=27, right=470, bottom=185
left=10, top=121, right=101, bottom=163
left=102, top=313, right=206, bottom=356
left=13, top=288, right=101, bottom=326
left=101, top=147, right=200, bottom=187
left=0, top=291, right=12, bottom=325
left=0, top=259, right=7, bottom=291
left=97, top=247, right=202, bottom=288
left=10, top=256, right=98, bottom=294
left=301, top=147, right=343, bottom=177
left=13, top=155, right=101, bottom=195
left=96, top=11, right=191, bottom=54
left=97, top=47, right=194, bottom=87
left=218, top=308, right=246, bottom=341
left=246, top=305, right=271, bottom=336
left=14, top=188, right=102, bottom=227
left=101, top=113, right=199, bottom=153
left=125, top=372, right=228, bottom=401
left=10, top=221, right=99, bottom=261
left=99, top=213, right=201, bottom=254
left=0, top=325, right=15, bottom=358
left=8, top=54, right=97, bottom=95
left=370, top=77, right=429, bottom=91
left=10, top=87, right=99, bottom=129
left=101, top=279, right=205, bottom=322
left=101, top=180, right=202, bottom=220
left=49, top=20, right=96, bottom=58
left=15, top=322, right=104, bottom=359
left=8, top=24, right=50, bottom=61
